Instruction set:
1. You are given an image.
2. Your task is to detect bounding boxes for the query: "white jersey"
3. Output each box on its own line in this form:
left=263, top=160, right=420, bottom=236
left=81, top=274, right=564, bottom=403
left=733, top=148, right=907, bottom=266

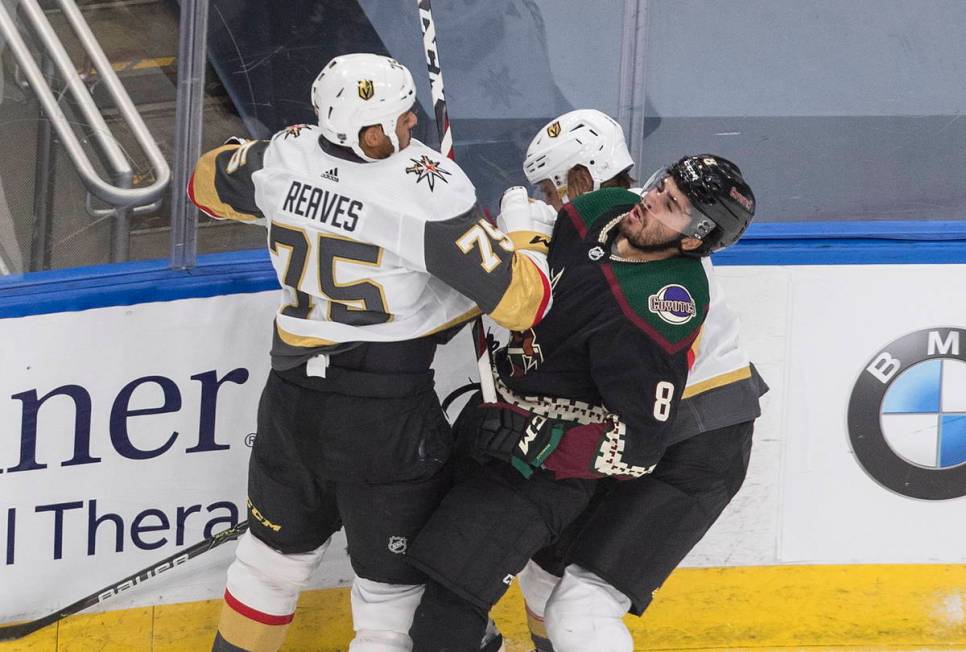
left=672, top=257, right=766, bottom=439
left=189, top=125, right=551, bottom=369
left=684, top=258, right=753, bottom=396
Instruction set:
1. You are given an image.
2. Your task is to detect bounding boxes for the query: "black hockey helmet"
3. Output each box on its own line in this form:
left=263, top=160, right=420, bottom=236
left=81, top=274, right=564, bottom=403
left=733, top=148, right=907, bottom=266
left=643, top=154, right=756, bottom=255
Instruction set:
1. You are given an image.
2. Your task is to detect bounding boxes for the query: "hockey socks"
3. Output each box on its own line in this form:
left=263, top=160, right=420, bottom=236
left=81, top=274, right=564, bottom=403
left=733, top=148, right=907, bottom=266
left=348, top=577, right=424, bottom=652
left=544, top=565, right=633, bottom=652
left=212, top=532, right=327, bottom=651
left=212, top=590, right=294, bottom=652
left=518, top=560, right=560, bottom=652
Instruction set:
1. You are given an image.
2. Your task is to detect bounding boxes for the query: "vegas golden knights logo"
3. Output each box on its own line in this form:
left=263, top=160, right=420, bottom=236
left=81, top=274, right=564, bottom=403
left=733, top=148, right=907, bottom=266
left=358, top=80, right=375, bottom=100
left=547, top=121, right=561, bottom=138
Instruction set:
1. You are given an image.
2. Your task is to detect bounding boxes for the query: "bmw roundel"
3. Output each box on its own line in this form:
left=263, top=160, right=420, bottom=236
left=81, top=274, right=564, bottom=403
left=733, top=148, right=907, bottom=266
left=847, top=328, right=966, bottom=500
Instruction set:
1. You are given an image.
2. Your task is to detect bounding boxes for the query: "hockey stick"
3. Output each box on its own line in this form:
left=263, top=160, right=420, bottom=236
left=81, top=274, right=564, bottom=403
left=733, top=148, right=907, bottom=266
left=0, top=520, right=249, bottom=641
left=417, top=0, right=498, bottom=403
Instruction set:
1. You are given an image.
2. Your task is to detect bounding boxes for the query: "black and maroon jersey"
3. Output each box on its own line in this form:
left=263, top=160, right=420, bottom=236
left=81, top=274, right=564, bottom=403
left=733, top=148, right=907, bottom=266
left=495, top=188, right=710, bottom=475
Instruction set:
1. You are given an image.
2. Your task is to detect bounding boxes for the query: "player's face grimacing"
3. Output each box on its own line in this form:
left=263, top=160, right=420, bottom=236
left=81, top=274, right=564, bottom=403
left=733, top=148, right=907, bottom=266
left=619, top=174, right=696, bottom=252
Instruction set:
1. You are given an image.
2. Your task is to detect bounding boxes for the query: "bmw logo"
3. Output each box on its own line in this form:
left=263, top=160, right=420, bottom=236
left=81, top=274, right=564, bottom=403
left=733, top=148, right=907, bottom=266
left=847, top=328, right=966, bottom=500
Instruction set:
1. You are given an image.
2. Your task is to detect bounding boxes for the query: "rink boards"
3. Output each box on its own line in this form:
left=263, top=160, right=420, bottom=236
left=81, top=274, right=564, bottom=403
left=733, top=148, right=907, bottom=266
left=1, top=258, right=965, bottom=648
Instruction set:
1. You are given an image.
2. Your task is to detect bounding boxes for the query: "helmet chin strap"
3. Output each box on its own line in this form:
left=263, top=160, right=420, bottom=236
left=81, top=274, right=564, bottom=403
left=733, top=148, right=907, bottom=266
left=351, top=143, right=380, bottom=163
left=351, top=115, right=404, bottom=162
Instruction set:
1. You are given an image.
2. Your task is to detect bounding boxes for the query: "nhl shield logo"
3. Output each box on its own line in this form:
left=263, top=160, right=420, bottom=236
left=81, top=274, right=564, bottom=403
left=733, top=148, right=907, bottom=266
left=358, top=79, right=375, bottom=100
left=547, top=121, right=561, bottom=138
left=387, top=536, right=408, bottom=554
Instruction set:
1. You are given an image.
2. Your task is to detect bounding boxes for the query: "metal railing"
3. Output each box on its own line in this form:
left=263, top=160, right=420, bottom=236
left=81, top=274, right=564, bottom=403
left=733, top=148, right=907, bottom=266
left=0, top=0, right=171, bottom=263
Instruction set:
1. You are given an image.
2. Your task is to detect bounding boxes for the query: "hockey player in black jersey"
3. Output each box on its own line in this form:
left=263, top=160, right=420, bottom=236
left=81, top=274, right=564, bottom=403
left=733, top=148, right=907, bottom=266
left=511, top=111, right=767, bottom=652
left=406, top=152, right=757, bottom=651
left=188, top=53, right=553, bottom=652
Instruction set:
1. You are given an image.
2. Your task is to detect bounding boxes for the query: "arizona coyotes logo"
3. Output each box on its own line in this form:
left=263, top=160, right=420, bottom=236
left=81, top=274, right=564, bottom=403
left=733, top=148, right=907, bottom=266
left=358, top=79, right=375, bottom=100
left=546, top=121, right=561, bottom=138
left=507, top=328, right=544, bottom=378
left=406, top=154, right=451, bottom=191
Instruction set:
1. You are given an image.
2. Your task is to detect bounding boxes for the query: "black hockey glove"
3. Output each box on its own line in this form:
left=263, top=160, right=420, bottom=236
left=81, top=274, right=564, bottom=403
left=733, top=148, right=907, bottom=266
left=460, top=399, right=568, bottom=478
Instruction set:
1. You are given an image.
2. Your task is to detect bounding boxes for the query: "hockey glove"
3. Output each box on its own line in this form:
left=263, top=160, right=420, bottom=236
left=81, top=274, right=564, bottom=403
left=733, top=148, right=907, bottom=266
left=497, top=187, right=556, bottom=254
left=464, top=401, right=570, bottom=478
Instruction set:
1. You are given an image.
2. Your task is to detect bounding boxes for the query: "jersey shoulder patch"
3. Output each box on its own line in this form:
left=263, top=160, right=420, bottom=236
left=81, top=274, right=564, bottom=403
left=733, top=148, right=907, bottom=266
left=392, top=141, right=476, bottom=220
left=603, top=256, right=710, bottom=353
left=569, top=187, right=640, bottom=231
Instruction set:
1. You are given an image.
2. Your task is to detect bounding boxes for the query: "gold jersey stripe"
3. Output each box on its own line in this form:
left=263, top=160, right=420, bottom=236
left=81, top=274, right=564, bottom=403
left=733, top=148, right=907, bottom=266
left=421, top=306, right=480, bottom=337
left=489, top=254, right=550, bottom=331
left=507, top=230, right=550, bottom=255
left=681, top=365, right=753, bottom=399
left=217, top=601, right=290, bottom=652
left=191, top=145, right=261, bottom=223
left=275, top=321, right=337, bottom=347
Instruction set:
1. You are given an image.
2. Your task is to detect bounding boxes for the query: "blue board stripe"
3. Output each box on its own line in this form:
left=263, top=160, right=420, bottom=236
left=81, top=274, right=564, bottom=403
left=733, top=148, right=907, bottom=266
left=2, top=239, right=966, bottom=319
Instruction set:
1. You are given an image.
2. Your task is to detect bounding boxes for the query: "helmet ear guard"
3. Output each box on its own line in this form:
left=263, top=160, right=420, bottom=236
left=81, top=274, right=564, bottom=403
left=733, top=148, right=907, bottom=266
left=523, top=109, right=634, bottom=194
left=668, top=154, right=756, bottom=255
left=311, top=53, right=416, bottom=161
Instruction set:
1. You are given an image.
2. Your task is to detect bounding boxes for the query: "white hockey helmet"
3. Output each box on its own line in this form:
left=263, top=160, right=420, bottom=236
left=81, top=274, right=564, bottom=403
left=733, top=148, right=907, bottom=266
left=311, top=53, right=416, bottom=162
left=523, top=109, right=634, bottom=192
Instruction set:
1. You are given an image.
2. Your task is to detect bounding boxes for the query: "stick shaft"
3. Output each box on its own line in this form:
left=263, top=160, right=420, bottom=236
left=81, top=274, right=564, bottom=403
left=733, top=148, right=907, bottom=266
left=417, top=0, right=497, bottom=402
left=0, top=520, right=249, bottom=641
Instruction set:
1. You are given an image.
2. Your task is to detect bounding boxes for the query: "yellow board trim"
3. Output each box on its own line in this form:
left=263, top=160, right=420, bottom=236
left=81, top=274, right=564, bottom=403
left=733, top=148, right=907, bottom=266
left=4, top=564, right=966, bottom=650
left=681, top=365, right=753, bottom=399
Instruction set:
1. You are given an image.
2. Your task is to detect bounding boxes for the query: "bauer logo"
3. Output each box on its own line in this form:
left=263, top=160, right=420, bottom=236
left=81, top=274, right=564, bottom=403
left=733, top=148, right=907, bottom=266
left=647, top=285, right=696, bottom=325
left=847, top=328, right=966, bottom=500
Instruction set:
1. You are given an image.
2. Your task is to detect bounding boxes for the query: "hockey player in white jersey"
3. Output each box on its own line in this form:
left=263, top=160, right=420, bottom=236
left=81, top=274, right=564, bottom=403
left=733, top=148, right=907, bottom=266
left=188, top=53, right=552, bottom=652
left=511, top=109, right=767, bottom=651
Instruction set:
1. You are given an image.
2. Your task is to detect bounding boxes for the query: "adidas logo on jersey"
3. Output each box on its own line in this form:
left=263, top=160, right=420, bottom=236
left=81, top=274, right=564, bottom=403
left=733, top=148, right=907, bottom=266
left=321, top=167, right=339, bottom=182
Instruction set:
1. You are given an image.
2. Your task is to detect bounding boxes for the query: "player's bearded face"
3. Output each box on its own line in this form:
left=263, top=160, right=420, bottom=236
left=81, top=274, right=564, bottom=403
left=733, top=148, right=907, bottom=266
left=619, top=176, right=693, bottom=252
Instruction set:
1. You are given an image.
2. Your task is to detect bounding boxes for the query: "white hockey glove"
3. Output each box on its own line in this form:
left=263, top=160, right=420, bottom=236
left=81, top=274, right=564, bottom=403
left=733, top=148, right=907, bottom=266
left=496, top=187, right=556, bottom=255
left=497, top=186, right=557, bottom=238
